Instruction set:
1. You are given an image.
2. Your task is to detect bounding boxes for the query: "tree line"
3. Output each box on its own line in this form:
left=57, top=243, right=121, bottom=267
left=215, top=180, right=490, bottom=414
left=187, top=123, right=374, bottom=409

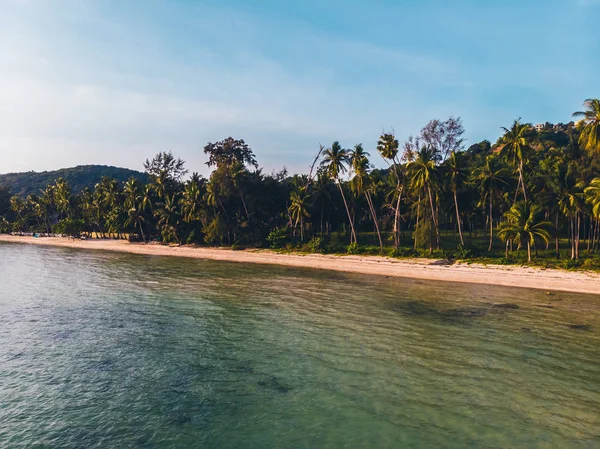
left=1, top=99, right=600, bottom=265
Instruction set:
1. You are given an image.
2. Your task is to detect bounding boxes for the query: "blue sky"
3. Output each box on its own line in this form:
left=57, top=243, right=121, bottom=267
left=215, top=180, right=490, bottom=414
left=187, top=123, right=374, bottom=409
left=0, top=0, right=598, bottom=176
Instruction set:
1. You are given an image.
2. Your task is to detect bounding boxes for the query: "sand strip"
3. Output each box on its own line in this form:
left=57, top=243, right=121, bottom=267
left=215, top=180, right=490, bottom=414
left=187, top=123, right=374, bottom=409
left=1, top=235, right=599, bottom=295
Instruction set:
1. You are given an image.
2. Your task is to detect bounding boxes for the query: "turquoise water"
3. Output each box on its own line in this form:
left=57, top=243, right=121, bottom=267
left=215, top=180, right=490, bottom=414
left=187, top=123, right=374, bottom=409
left=1, top=243, right=599, bottom=448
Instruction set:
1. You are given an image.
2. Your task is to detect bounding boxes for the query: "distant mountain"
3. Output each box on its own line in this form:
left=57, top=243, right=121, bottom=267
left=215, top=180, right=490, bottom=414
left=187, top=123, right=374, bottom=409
left=0, top=165, right=150, bottom=197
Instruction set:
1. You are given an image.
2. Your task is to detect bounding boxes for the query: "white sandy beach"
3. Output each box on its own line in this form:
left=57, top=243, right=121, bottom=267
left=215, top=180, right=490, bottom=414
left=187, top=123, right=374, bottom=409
left=1, top=234, right=599, bottom=295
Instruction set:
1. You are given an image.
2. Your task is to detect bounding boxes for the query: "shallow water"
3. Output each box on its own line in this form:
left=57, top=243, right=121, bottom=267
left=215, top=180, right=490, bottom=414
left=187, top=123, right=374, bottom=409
left=1, top=242, right=599, bottom=448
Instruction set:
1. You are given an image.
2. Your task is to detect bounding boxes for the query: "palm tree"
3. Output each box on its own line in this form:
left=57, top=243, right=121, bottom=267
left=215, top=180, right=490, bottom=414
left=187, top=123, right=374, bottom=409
left=155, top=194, right=180, bottom=243
left=54, top=178, right=72, bottom=219
left=498, top=201, right=553, bottom=262
left=586, top=178, right=600, bottom=217
left=289, top=191, right=310, bottom=242
left=573, top=99, right=600, bottom=153
left=123, top=177, right=141, bottom=211
left=408, top=146, right=440, bottom=251
left=350, top=144, right=383, bottom=250
left=474, top=155, right=509, bottom=251
left=445, top=151, right=468, bottom=245
left=584, top=178, right=600, bottom=252
left=377, top=132, right=403, bottom=247
left=499, top=119, right=531, bottom=202
left=230, top=161, right=251, bottom=222
left=10, top=196, right=25, bottom=221
left=551, top=163, right=584, bottom=259
left=40, top=185, right=55, bottom=234
left=141, top=185, right=154, bottom=214
left=125, top=206, right=146, bottom=242
left=180, top=177, right=202, bottom=224
left=321, top=141, right=357, bottom=244
left=311, top=167, right=333, bottom=236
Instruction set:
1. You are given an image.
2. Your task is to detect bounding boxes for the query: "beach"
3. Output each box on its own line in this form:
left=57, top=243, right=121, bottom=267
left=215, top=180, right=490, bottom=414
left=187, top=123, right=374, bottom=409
left=1, top=234, right=599, bottom=295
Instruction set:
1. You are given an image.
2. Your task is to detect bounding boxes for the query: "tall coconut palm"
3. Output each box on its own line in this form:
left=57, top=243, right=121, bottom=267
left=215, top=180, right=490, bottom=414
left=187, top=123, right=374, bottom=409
left=288, top=191, right=310, bottom=242
left=180, top=177, right=202, bottom=224
left=123, top=177, right=141, bottom=211
left=584, top=178, right=600, bottom=252
left=122, top=178, right=146, bottom=241
left=498, top=201, right=553, bottom=262
left=230, top=161, right=251, bottom=222
left=350, top=144, right=383, bottom=250
left=377, top=132, right=403, bottom=247
left=54, top=178, right=72, bottom=219
left=499, top=119, right=531, bottom=202
left=125, top=206, right=146, bottom=242
left=573, top=99, right=600, bottom=153
left=474, top=155, right=510, bottom=251
left=156, top=194, right=180, bottom=243
left=408, top=146, right=440, bottom=251
left=445, top=151, right=468, bottom=245
left=141, top=185, right=154, bottom=214
left=586, top=178, right=600, bottom=218
left=321, top=141, right=357, bottom=244
left=551, top=164, right=584, bottom=259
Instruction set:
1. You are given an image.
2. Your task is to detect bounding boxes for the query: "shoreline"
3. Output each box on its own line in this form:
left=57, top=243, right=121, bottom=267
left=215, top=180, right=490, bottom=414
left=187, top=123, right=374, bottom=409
left=1, top=235, right=600, bottom=295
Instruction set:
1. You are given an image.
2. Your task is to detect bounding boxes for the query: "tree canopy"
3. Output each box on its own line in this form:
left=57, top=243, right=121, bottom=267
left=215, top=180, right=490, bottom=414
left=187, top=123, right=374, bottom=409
left=2, top=101, right=600, bottom=268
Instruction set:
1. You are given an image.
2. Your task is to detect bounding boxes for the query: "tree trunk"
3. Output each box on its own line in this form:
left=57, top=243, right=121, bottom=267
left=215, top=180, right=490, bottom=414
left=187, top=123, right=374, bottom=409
left=454, top=191, right=464, bottom=246
left=393, top=187, right=402, bottom=248
left=519, top=161, right=527, bottom=202
left=427, top=185, right=441, bottom=250
left=555, top=213, right=560, bottom=258
left=320, top=202, right=324, bottom=236
left=527, top=239, right=532, bottom=262
left=337, top=181, right=356, bottom=244
left=239, top=191, right=250, bottom=222
left=570, top=215, right=575, bottom=260
left=415, top=195, right=421, bottom=250
left=587, top=216, right=592, bottom=252
left=366, top=192, right=383, bottom=251
left=575, top=213, right=580, bottom=260
left=488, top=195, right=494, bottom=252
left=138, top=219, right=146, bottom=243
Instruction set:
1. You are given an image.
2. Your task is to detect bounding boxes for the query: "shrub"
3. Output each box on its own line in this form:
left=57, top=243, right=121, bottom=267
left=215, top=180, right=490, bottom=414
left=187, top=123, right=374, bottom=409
left=581, top=258, right=600, bottom=271
left=456, top=244, right=473, bottom=259
left=266, top=227, right=288, bottom=249
left=307, top=236, right=324, bottom=253
left=346, top=242, right=360, bottom=255
left=561, top=259, right=582, bottom=270
left=388, top=247, right=418, bottom=258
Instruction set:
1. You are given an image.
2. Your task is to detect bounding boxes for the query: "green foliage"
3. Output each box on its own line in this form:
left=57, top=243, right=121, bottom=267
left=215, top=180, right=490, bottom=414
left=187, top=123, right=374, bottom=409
left=53, top=218, right=85, bottom=237
left=307, top=236, right=324, bottom=253
left=581, top=258, right=600, bottom=271
left=1, top=106, right=599, bottom=271
left=267, top=227, right=289, bottom=249
left=455, top=244, right=474, bottom=259
left=204, top=216, right=228, bottom=246
left=388, top=247, right=418, bottom=258
left=561, top=259, right=582, bottom=270
left=412, top=219, right=432, bottom=249
left=0, top=216, right=9, bottom=233
left=0, top=165, right=149, bottom=198
left=346, top=242, right=360, bottom=254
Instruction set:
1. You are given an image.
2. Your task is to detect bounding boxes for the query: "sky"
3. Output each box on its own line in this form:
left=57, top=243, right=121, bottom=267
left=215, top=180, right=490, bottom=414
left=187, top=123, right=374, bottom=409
left=0, top=0, right=598, bottom=176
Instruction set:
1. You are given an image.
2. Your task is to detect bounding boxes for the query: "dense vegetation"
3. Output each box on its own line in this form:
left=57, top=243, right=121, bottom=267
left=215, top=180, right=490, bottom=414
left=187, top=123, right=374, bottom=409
left=0, top=165, right=149, bottom=197
left=2, top=99, right=600, bottom=269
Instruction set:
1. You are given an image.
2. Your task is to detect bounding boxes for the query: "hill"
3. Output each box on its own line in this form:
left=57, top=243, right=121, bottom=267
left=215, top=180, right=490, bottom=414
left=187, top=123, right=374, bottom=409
left=0, top=165, right=149, bottom=197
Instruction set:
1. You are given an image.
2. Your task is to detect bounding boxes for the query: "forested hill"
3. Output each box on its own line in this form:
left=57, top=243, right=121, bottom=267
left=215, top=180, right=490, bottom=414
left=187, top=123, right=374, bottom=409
left=0, top=165, right=149, bottom=197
